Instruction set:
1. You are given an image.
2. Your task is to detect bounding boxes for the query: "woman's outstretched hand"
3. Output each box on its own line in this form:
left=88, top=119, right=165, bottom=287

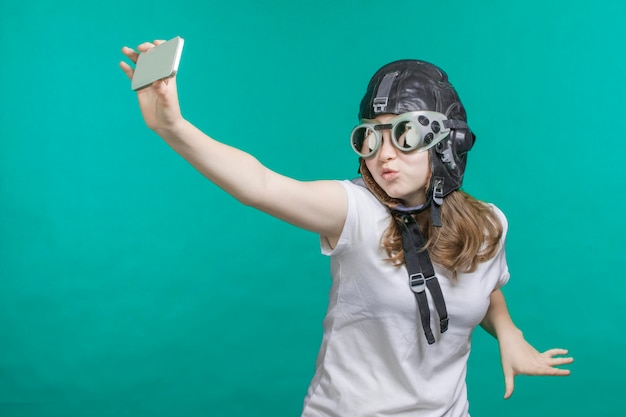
left=119, top=40, right=184, bottom=135
left=481, top=290, right=574, bottom=400
left=497, top=329, right=574, bottom=399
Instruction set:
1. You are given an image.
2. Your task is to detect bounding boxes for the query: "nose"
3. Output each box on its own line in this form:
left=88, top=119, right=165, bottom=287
left=377, top=131, right=397, bottom=161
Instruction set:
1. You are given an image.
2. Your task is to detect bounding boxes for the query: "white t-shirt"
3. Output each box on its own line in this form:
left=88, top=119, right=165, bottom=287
left=302, top=180, right=510, bottom=417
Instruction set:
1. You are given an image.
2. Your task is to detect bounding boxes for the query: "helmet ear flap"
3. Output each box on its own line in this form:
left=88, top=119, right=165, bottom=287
left=452, top=128, right=475, bottom=156
left=430, top=128, right=475, bottom=198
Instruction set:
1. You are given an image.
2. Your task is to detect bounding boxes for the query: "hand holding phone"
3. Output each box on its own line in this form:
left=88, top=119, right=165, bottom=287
left=131, top=36, right=184, bottom=91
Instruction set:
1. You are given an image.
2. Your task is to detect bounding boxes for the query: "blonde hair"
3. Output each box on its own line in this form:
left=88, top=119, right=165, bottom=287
left=359, top=159, right=502, bottom=276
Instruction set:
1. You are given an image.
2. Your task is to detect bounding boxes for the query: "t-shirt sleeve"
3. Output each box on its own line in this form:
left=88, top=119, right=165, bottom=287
left=490, top=204, right=510, bottom=289
left=320, top=180, right=357, bottom=256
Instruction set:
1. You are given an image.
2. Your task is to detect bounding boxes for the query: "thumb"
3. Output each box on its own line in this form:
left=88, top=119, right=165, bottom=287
left=503, top=370, right=515, bottom=400
left=151, top=77, right=177, bottom=102
left=152, top=79, right=168, bottom=92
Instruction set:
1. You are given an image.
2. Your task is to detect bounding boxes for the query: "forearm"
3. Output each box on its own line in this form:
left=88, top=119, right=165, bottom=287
left=152, top=117, right=347, bottom=237
left=481, top=289, right=523, bottom=340
left=157, top=118, right=272, bottom=206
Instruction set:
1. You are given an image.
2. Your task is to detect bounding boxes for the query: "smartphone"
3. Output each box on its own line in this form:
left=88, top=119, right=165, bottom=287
left=131, top=36, right=184, bottom=91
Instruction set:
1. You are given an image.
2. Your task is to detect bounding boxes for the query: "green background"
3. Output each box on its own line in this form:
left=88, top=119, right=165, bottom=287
left=1, top=0, right=624, bottom=416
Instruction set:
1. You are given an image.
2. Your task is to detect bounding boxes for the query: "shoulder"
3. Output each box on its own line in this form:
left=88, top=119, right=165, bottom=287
left=337, top=178, right=384, bottom=209
left=324, top=179, right=389, bottom=254
left=485, top=203, right=509, bottom=235
left=484, top=203, right=508, bottom=225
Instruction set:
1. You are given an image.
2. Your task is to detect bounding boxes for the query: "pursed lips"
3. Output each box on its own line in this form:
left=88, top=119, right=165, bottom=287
left=381, top=167, right=398, bottom=181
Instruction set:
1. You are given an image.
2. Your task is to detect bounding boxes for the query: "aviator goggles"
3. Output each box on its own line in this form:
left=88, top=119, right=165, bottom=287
left=350, top=111, right=456, bottom=158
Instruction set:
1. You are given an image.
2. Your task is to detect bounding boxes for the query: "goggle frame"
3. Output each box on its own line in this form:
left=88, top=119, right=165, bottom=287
left=350, top=111, right=452, bottom=158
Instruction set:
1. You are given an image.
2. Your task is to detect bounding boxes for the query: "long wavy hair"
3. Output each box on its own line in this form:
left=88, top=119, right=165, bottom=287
left=359, top=159, right=502, bottom=276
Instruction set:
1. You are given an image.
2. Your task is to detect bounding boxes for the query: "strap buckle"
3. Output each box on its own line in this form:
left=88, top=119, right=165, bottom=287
left=433, top=177, right=444, bottom=206
left=409, top=273, right=426, bottom=293
left=373, top=97, right=388, bottom=113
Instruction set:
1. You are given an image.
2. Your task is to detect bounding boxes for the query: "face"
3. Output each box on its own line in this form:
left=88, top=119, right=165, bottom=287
left=363, top=114, right=431, bottom=207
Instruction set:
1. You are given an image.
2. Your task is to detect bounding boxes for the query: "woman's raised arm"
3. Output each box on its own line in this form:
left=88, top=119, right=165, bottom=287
left=120, top=41, right=347, bottom=243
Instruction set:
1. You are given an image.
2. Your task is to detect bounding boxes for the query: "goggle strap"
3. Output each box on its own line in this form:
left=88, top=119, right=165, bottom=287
left=443, top=119, right=469, bottom=130
left=373, top=123, right=393, bottom=131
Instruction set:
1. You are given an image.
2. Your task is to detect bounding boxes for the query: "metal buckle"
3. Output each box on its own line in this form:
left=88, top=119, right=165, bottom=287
left=409, top=273, right=426, bottom=293
left=373, top=97, right=388, bottom=113
left=433, top=177, right=444, bottom=205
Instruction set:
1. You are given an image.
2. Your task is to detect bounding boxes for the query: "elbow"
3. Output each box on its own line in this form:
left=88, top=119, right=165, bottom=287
left=234, top=170, right=273, bottom=209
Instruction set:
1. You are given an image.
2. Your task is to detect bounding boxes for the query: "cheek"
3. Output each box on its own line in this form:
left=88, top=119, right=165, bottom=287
left=411, top=154, right=431, bottom=188
left=419, top=151, right=430, bottom=176
left=364, top=159, right=377, bottom=176
left=421, top=159, right=431, bottom=180
left=416, top=150, right=430, bottom=167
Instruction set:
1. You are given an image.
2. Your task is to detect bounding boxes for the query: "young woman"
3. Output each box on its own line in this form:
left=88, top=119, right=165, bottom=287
left=121, top=40, right=573, bottom=417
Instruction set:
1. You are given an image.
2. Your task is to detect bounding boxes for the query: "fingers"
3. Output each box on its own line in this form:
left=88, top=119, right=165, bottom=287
left=136, top=42, right=153, bottom=53
left=504, top=375, right=515, bottom=400
left=503, top=370, right=515, bottom=400
left=541, top=361, right=572, bottom=376
left=123, top=40, right=163, bottom=62
left=121, top=46, right=139, bottom=63
left=120, top=40, right=166, bottom=81
left=546, top=367, right=571, bottom=376
left=542, top=348, right=570, bottom=357
left=120, top=46, right=139, bottom=79
left=119, top=60, right=134, bottom=80
left=549, top=356, right=574, bottom=366
left=523, top=348, right=573, bottom=377
left=543, top=348, right=574, bottom=373
left=137, top=40, right=166, bottom=52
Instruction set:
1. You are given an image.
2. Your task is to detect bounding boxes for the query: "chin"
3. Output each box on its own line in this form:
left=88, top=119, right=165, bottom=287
left=385, top=190, right=407, bottom=202
left=389, top=190, right=426, bottom=207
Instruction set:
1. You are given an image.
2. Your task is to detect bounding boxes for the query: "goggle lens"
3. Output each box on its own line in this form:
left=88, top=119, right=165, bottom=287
left=393, top=120, right=421, bottom=150
left=350, top=126, right=379, bottom=158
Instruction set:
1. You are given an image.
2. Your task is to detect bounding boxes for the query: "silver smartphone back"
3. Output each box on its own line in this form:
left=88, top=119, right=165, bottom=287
left=131, top=36, right=184, bottom=91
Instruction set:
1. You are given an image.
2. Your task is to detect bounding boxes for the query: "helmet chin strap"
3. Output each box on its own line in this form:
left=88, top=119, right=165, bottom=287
left=391, top=202, right=427, bottom=214
left=389, top=208, right=449, bottom=345
left=430, top=177, right=445, bottom=227
left=353, top=176, right=449, bottom=344
left=392, top=177, right=445, bottom=228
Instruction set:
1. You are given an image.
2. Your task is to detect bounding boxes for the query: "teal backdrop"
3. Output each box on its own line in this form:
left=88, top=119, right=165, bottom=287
left=1, top=0, right=625, bottom=416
